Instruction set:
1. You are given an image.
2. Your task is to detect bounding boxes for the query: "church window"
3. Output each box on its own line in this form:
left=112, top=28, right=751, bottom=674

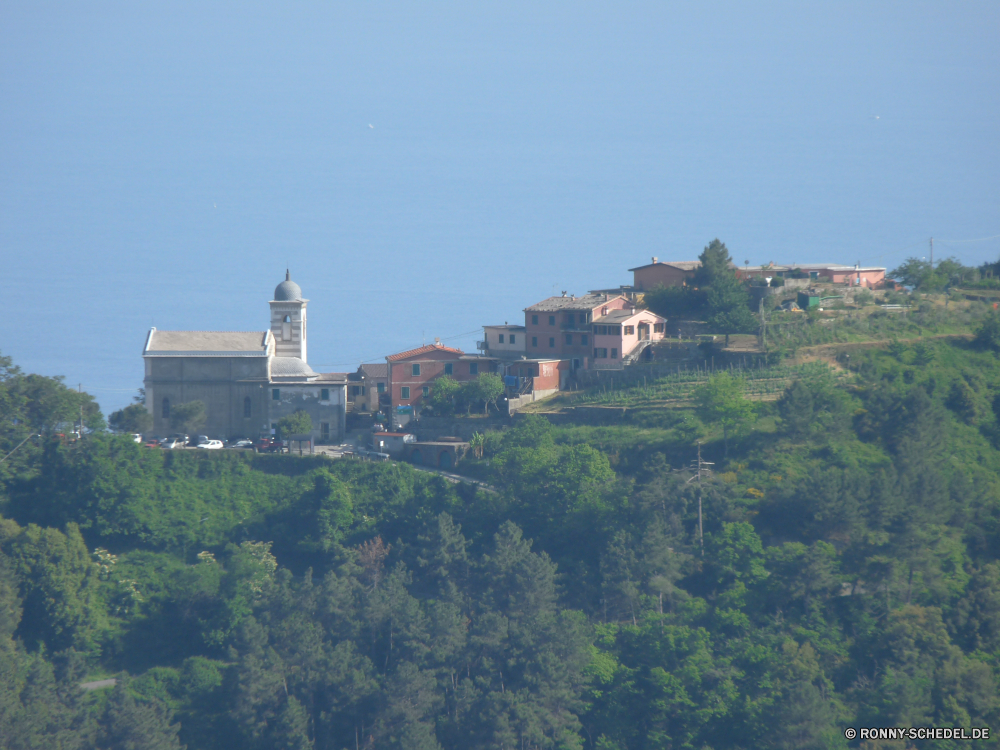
left=161, top=398, right=170, bottom=418
left=243, top=397, right=252, bottom=418
left=272, top=388, right=280, bottom=401
left=412, top=364, right=421, bottom=376
left=321, top=388, right=329, bottom=400
left=282, top=315, right=291, bottom=341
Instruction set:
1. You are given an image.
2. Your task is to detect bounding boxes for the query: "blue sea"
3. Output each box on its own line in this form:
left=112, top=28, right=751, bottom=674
left=2, top=1, right=998, bottom=414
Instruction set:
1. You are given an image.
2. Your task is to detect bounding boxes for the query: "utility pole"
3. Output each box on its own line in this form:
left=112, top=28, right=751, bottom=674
left=686, top=442, right=714, bottom=557
left=929, top=237, right=934, bottom=267
left=759, top=297, right=766, bottom=351
left=78, top=383, right=83, bottom=441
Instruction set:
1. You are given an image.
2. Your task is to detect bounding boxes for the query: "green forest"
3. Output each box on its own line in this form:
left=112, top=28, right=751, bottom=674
left=3, top=310, right=1000, bottom=748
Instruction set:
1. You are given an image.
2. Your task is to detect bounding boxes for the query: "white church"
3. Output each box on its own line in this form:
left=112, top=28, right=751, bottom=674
left=142, top=271, right=347, bottom=442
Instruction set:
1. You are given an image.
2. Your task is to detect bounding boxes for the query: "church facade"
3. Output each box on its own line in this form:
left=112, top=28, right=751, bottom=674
left=142, top=272, right=346, bottom=442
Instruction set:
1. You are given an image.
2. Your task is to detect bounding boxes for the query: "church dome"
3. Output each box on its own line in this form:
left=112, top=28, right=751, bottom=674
left=274, top=270, right=302, bottom=301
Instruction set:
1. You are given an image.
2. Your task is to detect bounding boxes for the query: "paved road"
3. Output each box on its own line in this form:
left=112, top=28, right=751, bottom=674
left=80, top=678, right=116, bottom=691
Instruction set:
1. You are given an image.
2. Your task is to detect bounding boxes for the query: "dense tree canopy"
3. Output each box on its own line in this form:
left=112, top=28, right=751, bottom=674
left=3, top=335, right=1000, bottom=748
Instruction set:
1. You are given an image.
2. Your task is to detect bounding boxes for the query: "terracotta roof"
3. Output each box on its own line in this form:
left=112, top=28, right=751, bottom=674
left=359, top=362, right=389, bottom=378
left=525, top=293, right=626, bottom=312
left=387, top=343, right=464, bottom=361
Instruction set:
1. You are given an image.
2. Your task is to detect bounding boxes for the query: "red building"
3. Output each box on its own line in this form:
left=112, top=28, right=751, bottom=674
left=386, top=342, right=496, bottom=415
left=628, top=258, right=701, bottom=290
left=523, top=292, right=630, bottom=369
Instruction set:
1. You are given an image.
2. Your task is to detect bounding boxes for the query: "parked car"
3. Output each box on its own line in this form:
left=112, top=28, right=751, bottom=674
left=254, top=436, right=285, bottom=453
left=131, top=433, right=143, bottom=444
left=229, top=439, right=254, bottom=449
left=162, top=438, right=185, bottom=450
left=144, top=438, right=162, bottom=449
left=190, top=435, right=210, bottom=446
left=167, top=433, right=189, bottom=445
left=197, top=440, right=224, bottom=450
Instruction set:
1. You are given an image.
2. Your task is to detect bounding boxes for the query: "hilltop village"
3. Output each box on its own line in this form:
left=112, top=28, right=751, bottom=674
left=141, top=251, right=888, bottom=454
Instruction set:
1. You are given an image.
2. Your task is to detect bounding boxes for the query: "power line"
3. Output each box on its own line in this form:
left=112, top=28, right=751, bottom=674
left=936, top=233, right=1000, bottom=244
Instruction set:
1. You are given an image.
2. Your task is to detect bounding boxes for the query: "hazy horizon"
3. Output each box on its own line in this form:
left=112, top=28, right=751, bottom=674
left=2, top=1, right=998, bottom=414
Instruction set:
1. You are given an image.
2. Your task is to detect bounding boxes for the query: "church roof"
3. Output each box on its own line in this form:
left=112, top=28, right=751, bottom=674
left=270, top=357, right=317, bottom=380
left=143, top=329, right=272, bottom=357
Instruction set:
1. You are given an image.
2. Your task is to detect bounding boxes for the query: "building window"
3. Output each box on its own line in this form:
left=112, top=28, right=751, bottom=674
left=595, top=348, right=608, bottom=358
left=412, top=364, right=421, bottom=376
left=549, top=337, right=555, bottom=347
left=580, top=313, right=587, bottom=324
left=624, top=325, right=635, bottom=336
left=422, top=386, right=429, bottom=396
left=498, top=334, right=505, bottom=344
left=565, top=334, right=572, bottom=345
left=361, top=386, right=366, bottom=395
left=532, top=314, right=538, bottom=325
left=162, top=397, right=170, bottom=419
left=377, top=382, right=385, bottom=393
left=272, top=388, right=280, bottom=400
left=444, top=363, right=453, bottom=375
left=653, top=323, right=664, bottom=333
left=401, top=386, right=410, bottom=399
left=601, top=307, right=607, bottom=316
left=321, top=388, right=330, bottom=400
left=510, top=334, right=516, bottom=344
left=321, top=422, right=330, bottom=439
left=531, top=336, right=538, bottom=347
left=470, top=363, right=479, bottom=375
left=244, top=397, right=252, bottom=418
left=611, top=348, right=618, bottom=359
left=565, top=313, right=574, bottom=325
left=351, top=385, right=360, bottom=396
left=548, top=315, right=555, bottom=325
left=581, top=334, right=588, bottom=345
left=282, top=315, right=292, bottom=341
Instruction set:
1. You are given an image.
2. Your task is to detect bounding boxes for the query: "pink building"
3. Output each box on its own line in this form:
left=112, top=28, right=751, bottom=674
left=592, top=308, right=666, bottom=367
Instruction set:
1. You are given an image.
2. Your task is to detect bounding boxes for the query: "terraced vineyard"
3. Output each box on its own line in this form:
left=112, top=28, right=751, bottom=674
left=566, top=360, right=839, bottom=407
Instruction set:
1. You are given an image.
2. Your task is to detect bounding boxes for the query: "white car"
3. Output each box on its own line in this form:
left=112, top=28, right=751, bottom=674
left=197, top=440, right=224, bottom=450
left=131, top=434, right=143, bottom=443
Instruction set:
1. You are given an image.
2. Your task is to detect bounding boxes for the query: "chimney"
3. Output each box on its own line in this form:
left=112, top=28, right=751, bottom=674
left=434, top=337, right=441, bottom=345
left=652, top=256, right=658, bottom=263
left=561, top=290, right=567, bottom=297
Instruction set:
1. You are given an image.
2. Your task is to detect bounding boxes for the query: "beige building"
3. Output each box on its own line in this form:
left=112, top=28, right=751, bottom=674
left=142, top=271, right=346, bottom=442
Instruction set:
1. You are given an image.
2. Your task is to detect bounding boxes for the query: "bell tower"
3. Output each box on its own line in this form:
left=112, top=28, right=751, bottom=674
left=269, top=270, right=308, bottom=362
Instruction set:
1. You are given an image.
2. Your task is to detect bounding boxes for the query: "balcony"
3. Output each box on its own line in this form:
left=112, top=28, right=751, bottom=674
left=476, top=341, right=488, bottom=350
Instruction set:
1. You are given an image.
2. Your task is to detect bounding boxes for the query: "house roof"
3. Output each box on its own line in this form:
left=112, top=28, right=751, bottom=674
left=525, top=293, right=626, bottom=312
left=387, top=343, right=464, bottom=361
left=143, top=329, right=271, bottom=357
left=628, top=260, right=701, bottom=272
left=594, top=309, right=665, bottom=325
left=359, top=363, right=389, bottom=379
left=316, top=372, right=348, bottom=382
left=484, top=324, right=526, bottom=330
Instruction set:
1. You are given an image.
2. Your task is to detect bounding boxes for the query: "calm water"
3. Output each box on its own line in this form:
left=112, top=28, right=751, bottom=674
left=2, top=2, right=998, bottom=414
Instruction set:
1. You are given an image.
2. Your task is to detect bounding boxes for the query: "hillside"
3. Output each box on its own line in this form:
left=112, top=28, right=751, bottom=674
left=3, top=307, right=1000, bottom=748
